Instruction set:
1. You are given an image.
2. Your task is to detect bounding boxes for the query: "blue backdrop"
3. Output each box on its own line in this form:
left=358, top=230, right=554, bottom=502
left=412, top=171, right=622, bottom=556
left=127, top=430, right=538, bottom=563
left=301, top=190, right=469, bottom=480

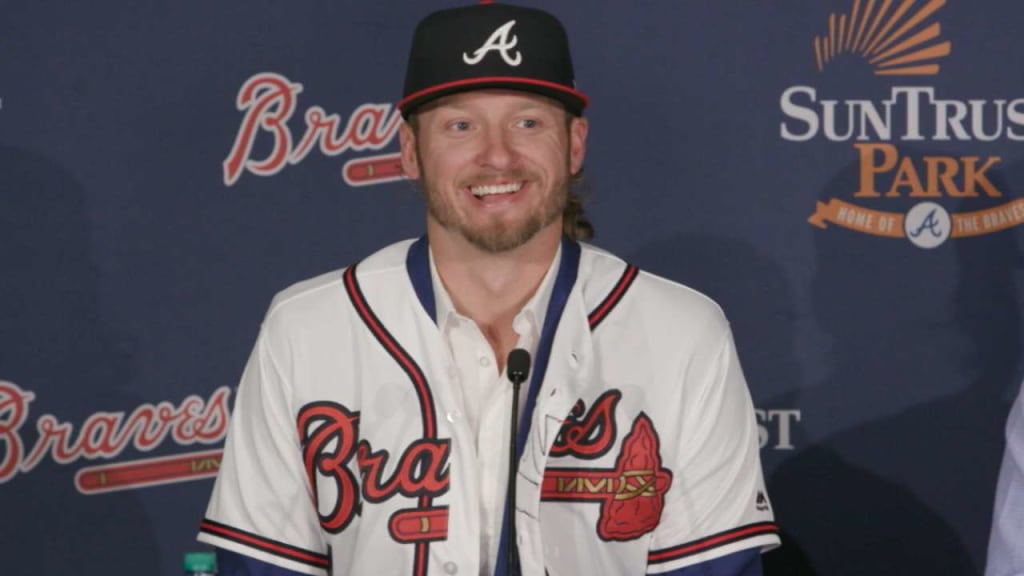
left=2, top=1, right=1022, bottom=574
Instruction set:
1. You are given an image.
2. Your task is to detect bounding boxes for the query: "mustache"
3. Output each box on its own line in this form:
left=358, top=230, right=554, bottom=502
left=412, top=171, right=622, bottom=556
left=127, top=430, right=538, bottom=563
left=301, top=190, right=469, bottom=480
left=457, top=170, right=535, bottom=188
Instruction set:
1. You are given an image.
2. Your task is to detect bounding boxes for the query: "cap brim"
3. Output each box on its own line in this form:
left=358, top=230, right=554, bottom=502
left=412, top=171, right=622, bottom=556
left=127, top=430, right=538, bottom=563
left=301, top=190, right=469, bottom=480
left=399, top=76, right=588, bottom=119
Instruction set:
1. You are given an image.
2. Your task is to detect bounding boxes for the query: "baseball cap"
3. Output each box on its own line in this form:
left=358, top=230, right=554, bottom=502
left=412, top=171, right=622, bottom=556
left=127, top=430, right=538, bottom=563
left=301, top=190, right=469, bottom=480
left=399, top=2, right=589, bottom=119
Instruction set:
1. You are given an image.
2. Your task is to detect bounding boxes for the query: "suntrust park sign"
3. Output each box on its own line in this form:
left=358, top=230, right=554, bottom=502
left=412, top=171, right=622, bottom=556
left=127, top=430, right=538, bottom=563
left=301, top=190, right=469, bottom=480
left=782, top=0, right=1024, bottom=248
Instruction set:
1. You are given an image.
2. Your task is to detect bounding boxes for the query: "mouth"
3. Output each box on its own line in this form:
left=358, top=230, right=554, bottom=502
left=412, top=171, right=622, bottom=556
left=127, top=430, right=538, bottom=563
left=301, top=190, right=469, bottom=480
left=468, top=181, right=524, bottom=199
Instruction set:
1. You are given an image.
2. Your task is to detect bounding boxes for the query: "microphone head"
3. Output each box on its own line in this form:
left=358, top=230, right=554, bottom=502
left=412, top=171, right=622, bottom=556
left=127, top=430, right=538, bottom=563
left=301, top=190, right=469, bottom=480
left=506, top=348, right=532, bottom=385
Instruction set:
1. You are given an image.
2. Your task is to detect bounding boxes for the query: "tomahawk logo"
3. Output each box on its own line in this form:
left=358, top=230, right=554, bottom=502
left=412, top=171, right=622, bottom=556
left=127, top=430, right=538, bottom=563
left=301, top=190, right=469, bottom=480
left=463, top=20, right=522, bottom=67
left=542, top=414, right=672, bottom=542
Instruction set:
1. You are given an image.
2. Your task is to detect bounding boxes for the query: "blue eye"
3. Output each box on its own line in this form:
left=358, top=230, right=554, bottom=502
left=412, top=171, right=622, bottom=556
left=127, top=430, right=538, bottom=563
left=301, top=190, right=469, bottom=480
left=517, top=118, right=538, bottom=128
left=449, top=120, right=471, bottom=131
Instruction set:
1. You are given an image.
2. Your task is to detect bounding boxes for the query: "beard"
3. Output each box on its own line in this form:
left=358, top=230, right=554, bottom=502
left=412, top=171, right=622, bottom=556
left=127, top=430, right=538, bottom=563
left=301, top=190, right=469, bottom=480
left=420, top=166, right=569, bottom=254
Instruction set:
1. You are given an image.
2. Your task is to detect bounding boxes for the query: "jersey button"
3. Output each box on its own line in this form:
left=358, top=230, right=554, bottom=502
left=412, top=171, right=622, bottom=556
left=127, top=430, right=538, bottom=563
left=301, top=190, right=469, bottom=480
left=446, top=410, right=461, bottom=423
left=479, top=356, right=491, bottom=367
left=443, top=561, right=458, bottom=574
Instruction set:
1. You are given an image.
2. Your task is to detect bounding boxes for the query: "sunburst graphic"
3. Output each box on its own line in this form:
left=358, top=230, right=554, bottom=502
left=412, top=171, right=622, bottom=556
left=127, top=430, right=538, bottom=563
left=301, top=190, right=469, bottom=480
left=814, top=0, right=951, bottom=75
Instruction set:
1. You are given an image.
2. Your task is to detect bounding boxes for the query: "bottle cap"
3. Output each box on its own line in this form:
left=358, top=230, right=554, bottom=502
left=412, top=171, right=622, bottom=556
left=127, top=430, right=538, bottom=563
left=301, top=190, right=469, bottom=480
left=183, top=551, right=216, bottom=572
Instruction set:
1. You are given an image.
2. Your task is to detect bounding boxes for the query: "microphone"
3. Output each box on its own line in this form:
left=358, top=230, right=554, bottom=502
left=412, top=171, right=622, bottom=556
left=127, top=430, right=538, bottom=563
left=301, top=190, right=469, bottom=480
left=505, top=348, right=531, bottom=576
left=507, top=349, right=531, bottom=387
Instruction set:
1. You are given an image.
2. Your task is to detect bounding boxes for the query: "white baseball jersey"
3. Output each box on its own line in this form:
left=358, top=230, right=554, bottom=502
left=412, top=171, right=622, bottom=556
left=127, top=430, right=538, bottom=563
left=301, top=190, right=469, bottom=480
left=198, top=237, right=779, bottom=575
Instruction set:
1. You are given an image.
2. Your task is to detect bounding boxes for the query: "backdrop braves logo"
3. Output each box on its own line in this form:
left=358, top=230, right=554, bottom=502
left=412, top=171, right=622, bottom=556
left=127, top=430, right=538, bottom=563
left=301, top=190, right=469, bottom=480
left=782, top=0, right=1024, bottom=248
left=0, top=380, right=230, bottom=494
left=541, top=392, right=672, bottom=542
left=297, top=401, right=451, bottom=542
left=223, top=72, right=404, bottom=188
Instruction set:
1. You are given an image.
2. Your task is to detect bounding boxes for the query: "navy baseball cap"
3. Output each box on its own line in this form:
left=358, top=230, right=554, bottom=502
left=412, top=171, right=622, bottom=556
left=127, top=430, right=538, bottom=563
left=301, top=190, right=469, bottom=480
left=399, top=2, right=589, bottom=119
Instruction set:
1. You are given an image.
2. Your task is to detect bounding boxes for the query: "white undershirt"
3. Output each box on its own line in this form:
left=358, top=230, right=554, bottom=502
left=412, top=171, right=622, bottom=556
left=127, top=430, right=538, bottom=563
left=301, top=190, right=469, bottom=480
left=430, top=246, right=561, bottom=576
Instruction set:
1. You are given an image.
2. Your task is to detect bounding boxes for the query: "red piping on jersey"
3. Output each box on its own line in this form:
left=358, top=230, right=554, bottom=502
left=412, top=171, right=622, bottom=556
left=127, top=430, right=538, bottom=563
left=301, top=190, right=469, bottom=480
left=343, top=265, right=437, bottom=439
left=647, top=522, right=780, bottom=565
left=588, top=264, right=639, bottom=330
left=199, top=519, right=331, bottom=569
left=343, top=264, right=440, bottom=576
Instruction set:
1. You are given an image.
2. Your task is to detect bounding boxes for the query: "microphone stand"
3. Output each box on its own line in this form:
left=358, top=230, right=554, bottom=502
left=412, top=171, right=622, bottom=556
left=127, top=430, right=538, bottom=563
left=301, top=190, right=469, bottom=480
left=505, top=349, right=531, bottom=576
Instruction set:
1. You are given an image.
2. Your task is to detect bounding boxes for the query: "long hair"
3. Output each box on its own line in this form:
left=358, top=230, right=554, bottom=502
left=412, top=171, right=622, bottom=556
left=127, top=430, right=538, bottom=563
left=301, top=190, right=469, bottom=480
left=563, top=177, right=594, bottom=241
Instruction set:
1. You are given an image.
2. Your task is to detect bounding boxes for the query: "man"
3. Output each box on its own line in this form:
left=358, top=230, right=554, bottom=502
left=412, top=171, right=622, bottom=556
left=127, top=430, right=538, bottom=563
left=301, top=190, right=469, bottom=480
left=198, top=3, right=779, bottom=575
left=987, top=383, right=1024, bottom=576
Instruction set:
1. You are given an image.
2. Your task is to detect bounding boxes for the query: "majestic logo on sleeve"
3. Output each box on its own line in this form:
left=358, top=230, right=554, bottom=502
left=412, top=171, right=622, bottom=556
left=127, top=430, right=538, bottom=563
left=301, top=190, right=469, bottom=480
left=463, top=20, right=522, bottom=67
left=784, top=0, right=1024, bottom=248
left=541, top=392, right=672, bottom=542
left=297, top=401, right=451, bottom=539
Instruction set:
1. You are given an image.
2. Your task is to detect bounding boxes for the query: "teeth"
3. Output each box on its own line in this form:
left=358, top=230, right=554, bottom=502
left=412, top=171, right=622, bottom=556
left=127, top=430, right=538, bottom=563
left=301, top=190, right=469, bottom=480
left=470, top=182, right=522, bottom=197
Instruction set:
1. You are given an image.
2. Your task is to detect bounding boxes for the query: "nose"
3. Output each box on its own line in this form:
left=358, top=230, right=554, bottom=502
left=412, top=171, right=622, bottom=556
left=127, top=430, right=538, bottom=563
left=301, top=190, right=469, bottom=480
left=477, top=124, right=516, bottom=170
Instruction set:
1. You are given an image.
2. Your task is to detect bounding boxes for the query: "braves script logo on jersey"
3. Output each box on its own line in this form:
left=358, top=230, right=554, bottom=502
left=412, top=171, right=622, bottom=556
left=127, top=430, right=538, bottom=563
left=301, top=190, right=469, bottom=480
left=542, top=390, right=673, bottom=541
left=297, top=401, right=451, bottom=542
left=0, top=380, right=230, bottom=493
left=551, top=389, right=620, bottom=459
left=462, top=20, right=522, bottom=66
left=784, top=0, right=1024, bottom=248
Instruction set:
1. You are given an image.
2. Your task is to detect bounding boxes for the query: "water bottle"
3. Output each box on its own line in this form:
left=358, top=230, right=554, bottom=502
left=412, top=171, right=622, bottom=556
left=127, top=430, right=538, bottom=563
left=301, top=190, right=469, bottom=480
left=184, top=551, right=217, bottom=576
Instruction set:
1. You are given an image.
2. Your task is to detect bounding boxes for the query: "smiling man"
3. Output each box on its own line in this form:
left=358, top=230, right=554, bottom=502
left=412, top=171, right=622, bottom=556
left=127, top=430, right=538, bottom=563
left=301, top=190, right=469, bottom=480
left=198, top=3, right=779, bottom=575
left=407, top=90, right=585, bottom=254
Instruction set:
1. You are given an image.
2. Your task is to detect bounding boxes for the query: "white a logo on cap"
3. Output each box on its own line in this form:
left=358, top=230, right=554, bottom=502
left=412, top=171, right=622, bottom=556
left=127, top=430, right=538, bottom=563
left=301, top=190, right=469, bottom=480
left=463, top=20, right=522, bottom=67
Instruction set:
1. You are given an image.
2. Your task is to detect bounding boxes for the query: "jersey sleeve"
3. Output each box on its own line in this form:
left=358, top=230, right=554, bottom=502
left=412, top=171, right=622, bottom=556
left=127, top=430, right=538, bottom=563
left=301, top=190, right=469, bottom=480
left=986, top=383, right=1024, bottom=576
left=652, top=548, right=762, bottom=576
left=216, top=548, right=313, bottom=576
left=646, top=318, right=780, bottom=574
left=197, top=317, right=331, bottom=576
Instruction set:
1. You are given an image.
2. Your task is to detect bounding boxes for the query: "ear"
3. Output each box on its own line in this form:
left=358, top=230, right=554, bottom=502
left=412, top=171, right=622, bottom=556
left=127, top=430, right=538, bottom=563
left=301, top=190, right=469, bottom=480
left=569, top=116, right=588, bottom=176
left=399, top=121, right=420, bottom=180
